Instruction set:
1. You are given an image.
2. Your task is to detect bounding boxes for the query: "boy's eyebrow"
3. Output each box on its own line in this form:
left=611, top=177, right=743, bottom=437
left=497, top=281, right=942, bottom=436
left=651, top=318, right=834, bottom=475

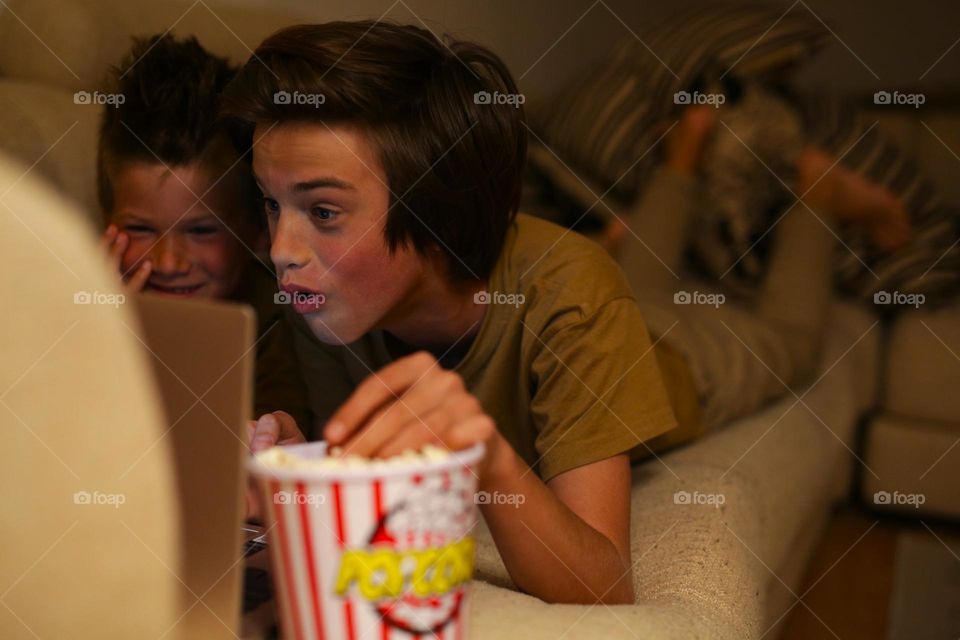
left=254, top=174, right=355, bottom=193
left=293, top=177, right=355, bottom=192
left=112, top=211, right=220, bottom=225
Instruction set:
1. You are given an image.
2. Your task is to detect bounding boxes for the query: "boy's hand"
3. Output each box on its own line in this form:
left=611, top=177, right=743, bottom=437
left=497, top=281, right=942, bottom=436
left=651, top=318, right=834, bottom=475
left=244, top=411, right=306, bottom=521
left=246, top=411, right=307, bottom=453
left=324, top=352, right=495, bottom=459
left=100, top=224, right=152, bottom=291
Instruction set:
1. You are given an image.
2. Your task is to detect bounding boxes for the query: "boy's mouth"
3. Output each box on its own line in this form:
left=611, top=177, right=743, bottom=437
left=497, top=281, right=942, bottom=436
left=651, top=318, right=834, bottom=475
left=146, top=282, right=205, bottom=297
left=280, top=282, right=326, bottom=314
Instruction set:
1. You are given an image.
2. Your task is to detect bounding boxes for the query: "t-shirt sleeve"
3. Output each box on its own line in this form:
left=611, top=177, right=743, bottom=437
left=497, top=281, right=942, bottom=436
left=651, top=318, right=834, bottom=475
left=528, top=297, right=679, bottom=481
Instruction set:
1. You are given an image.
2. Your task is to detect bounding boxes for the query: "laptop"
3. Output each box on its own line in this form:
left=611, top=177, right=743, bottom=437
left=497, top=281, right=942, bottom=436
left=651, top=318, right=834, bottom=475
left=135, top=292, right=259, bottom=639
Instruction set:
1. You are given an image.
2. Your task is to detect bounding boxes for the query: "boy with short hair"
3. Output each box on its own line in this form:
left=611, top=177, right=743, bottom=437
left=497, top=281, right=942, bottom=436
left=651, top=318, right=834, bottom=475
left=97, top=34, right=310, bottom=430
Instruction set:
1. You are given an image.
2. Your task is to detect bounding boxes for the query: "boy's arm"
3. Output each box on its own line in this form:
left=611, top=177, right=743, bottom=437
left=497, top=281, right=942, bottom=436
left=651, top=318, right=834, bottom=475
left=322, top=353, right=636, bottom=604
left=478, top=432, right=634, bottom=604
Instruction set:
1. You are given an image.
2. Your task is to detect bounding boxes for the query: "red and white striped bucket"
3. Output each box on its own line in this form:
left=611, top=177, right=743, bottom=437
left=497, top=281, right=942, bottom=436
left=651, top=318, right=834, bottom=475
left=248, top=441, right=485, bottom=640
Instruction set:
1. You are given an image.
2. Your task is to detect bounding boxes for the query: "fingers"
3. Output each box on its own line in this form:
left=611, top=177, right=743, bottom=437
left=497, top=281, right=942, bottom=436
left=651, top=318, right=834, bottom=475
left=102, top=224, right=152, bottom=290
left=99, top=224, right=118, bottom=252
left=339, top=367, right=465, bottom=455
left=375, top=408, right=494, bottom=459
left=338, top=401, right=420, bottom=457
left=272, top=411, right=307, bottom=446
left=443, top=414, right=496, bottom=452
left=102, top=225, right=129, bottom=272
left=249, top=411, right=307, bottom=454
left=368, top=406, right=452, bottom=459
left=126, top=259, right=152, bottom=291
left=250, top=413, right=282, bottom=453
left=344, top=385, right=488, bottom=459
left=324, top=351, right=440, bottom=443
left=322, top=352, right=491, bottom=459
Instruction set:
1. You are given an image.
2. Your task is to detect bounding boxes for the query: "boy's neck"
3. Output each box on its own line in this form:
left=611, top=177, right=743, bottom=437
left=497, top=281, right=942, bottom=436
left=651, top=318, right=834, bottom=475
left=379, top=259, right=488, bottom=362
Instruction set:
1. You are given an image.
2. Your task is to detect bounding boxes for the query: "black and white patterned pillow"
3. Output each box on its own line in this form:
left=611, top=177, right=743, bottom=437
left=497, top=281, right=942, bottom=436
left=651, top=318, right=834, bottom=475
left=528, top=3, right=960, bottom=305
left=530, top=3, right=831, bottom=209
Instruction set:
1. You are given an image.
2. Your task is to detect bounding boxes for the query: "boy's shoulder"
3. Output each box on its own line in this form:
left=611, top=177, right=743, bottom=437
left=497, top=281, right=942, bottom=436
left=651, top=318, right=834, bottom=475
left=497, top=214, right=635, bottom=320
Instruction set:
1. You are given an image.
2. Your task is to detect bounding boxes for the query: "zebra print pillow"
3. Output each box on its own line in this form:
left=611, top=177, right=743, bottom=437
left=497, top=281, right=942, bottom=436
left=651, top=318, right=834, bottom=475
left=530, top=3, right=960, bottom=305
left=530, top=3, right=832, bottom=209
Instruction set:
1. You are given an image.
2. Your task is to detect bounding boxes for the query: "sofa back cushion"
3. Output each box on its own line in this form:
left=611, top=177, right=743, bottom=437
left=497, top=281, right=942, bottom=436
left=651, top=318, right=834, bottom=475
left=0, top=0, right=308, bottom=92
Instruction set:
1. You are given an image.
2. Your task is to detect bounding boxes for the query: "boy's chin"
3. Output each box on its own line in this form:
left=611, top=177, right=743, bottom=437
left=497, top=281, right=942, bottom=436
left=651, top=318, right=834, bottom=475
left=304, top=312, right=366, bottom=346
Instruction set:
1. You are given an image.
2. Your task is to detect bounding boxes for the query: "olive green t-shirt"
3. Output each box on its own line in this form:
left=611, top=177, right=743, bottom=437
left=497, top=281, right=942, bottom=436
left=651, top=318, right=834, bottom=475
left=289, top=214, right=691, bottom=481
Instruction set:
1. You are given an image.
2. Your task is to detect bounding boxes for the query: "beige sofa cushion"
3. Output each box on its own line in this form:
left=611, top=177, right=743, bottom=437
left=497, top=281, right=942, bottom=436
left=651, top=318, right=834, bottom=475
left=0, top=152, right=182, bottom=638
left=0, top=0, right=309, bottom=92
left=862, top=413, right=960, bottom=519
left=468, top=302, right=879, bottom=639
left=884, top=302, right=960, bottom=423
left=0, top=79, right=100, bottom=223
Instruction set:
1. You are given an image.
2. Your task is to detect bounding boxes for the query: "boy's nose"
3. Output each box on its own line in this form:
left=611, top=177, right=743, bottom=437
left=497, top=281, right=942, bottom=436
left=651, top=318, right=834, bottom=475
left=270, top=210, right=311, bottom=274
left=150, top=235, right=190, bottom=275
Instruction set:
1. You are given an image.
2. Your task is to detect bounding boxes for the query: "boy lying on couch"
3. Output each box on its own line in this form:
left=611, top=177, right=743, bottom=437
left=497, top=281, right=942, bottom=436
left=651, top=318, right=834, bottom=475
left=228, top=22, right=686, bottom=605
left=232, top=20, right=916, bottom=606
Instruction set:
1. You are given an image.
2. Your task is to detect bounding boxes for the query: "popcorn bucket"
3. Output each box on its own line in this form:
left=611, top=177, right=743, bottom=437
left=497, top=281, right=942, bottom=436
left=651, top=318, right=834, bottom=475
left=248, top=442, right=485, bottom=640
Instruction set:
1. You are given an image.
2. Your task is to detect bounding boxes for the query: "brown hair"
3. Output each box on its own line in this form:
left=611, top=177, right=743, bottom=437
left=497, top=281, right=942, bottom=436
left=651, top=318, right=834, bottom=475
left=97, top=34, right=258, bottom=227
left=220, top=21, right=527, bottom=282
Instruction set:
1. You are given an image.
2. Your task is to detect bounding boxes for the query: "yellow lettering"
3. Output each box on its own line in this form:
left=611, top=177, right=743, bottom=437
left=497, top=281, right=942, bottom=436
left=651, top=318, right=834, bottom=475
left=334, top=537, right=476, bottom=601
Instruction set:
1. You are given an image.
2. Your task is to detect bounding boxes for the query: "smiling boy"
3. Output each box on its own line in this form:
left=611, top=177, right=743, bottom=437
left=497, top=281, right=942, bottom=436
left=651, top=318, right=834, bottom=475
left=97, top=34, right=311, bottom=429
left=226, top=22, right=688, bottom=604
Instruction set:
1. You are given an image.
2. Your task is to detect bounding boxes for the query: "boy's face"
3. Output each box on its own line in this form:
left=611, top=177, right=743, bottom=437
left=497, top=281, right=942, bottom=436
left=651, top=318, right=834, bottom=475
left=253, top=122, right=427, bottom=345
left=109, top=160, right=254, bottom=299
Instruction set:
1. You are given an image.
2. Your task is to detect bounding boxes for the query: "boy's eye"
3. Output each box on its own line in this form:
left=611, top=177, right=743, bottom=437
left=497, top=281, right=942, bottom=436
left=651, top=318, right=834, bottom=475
left=262, top=197, right=280, bottom=216
left=311, top=206, right=337, bottom=222
left=123, top=224, right=154, bottom=234
left=188, top=226, right=218, bottom=236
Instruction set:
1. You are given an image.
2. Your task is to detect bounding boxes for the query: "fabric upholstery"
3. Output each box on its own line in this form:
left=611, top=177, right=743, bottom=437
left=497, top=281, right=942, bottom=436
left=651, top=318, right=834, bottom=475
left=862, top=413, right=960, bottom=519
left=0, top=153, right=183, bottom=638
left=469, top=303, right=879, bottom=639
left=884, top=302, right=960, bottom=423
left=0, top=79, right=100, bottom=224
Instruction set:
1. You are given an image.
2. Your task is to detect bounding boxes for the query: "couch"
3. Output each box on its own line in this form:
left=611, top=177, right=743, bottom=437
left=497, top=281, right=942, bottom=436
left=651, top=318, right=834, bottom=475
left=0, top=155, right=183, bottom=637
left=0, top=0, right=954, bottom=638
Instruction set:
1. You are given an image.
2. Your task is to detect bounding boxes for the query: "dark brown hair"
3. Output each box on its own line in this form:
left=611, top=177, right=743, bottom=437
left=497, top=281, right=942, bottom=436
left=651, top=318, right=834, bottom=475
left=220, top=21, right=527, bottom=282
left=97, top=34, right=256, bottom=224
